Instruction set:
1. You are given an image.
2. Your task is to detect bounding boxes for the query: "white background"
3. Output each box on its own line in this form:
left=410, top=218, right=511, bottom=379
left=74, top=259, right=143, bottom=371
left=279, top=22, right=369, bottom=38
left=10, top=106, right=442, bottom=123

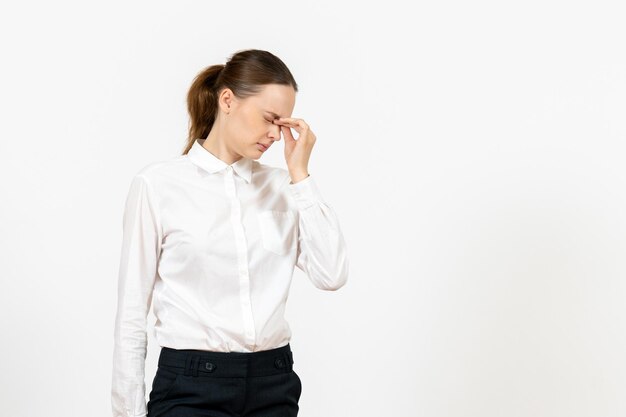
left=1, top=1, right=625, bottom=416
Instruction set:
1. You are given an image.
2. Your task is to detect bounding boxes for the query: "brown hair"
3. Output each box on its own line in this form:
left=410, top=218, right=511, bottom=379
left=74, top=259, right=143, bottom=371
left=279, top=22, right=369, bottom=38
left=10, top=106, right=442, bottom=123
left=182, top=49, right=299, bottom=155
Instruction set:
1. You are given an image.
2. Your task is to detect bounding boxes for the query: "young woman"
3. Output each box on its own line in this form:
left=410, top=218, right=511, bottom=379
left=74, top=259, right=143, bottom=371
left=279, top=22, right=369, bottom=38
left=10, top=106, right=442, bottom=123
left=111, top=49, right=349, bottom=417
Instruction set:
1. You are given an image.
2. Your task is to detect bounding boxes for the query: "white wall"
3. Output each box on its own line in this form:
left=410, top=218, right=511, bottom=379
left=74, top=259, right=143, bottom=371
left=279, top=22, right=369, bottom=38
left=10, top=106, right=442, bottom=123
left=1, top=0, right=625, bottom=416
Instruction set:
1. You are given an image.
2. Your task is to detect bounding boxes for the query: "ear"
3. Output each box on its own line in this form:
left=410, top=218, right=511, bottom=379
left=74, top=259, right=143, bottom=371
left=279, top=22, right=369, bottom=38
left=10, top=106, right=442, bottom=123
left=218, top=88, right=236, bottom=113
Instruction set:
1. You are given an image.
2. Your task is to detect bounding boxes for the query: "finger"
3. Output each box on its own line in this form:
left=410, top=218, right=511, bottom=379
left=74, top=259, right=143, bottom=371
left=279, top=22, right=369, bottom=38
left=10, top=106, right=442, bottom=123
left=274, top=118, right=308, bottom=128
left=274, top=120, right=307, bottom=136
left=275, top=122, right=301, bottom=136
left=281, top=125, right=296, bottom=142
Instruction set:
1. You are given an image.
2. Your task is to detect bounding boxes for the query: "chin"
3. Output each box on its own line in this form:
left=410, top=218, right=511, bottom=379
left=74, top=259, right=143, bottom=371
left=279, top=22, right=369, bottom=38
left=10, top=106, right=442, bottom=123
left=249, top=145, right=266, bottom=159
left=248, top=150, right=262, bottom=160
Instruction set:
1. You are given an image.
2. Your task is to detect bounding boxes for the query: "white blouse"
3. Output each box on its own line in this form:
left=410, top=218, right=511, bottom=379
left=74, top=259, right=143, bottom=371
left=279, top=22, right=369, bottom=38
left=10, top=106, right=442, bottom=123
left=111, top=138, right=349, bottom=417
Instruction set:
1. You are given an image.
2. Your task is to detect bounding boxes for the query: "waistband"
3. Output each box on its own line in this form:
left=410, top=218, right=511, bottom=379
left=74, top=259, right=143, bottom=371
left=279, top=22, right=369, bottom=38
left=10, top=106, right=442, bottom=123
left=157, top=343, right=294, bottom=378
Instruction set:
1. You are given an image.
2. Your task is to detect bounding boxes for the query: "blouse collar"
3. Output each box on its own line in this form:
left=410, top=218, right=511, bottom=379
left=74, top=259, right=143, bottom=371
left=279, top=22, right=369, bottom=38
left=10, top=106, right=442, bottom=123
left=187, top=138, right=252, bottom=183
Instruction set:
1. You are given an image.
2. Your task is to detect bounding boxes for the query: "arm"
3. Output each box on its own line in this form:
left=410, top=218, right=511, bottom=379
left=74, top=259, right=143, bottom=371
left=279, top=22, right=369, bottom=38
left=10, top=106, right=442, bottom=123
left=288, top=174, right=349, bottom=291
left=111, top=174, right=162, bottom=417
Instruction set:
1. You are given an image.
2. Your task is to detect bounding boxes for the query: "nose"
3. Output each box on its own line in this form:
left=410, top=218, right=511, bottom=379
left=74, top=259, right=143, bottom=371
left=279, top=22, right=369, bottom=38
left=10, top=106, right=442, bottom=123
left=269, top=125, right=282, bottom=141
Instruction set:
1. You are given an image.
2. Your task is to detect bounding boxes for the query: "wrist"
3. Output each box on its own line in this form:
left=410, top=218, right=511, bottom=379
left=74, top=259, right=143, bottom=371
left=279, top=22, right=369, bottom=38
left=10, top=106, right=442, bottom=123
left=289, top=171, right=310, bottom=184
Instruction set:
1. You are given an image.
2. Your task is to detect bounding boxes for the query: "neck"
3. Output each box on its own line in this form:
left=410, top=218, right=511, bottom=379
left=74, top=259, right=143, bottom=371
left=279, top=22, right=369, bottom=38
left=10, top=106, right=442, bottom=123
left=202, top=122, right=242, bottom=165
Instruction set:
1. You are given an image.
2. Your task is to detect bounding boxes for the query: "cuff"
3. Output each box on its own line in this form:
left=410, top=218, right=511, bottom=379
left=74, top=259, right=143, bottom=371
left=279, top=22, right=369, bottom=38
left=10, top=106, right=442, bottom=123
left=288, top=174, right=324, bottom=211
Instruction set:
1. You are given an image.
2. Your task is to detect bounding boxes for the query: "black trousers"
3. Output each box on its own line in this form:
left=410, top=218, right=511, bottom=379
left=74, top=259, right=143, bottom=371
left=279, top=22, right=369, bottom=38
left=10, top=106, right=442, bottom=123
left=147, top=343, right=302, bottom=417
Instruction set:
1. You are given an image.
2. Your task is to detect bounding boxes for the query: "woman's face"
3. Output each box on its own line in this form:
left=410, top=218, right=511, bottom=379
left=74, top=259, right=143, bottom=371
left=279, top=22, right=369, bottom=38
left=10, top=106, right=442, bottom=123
left=223, top=83, right=296, bottom=159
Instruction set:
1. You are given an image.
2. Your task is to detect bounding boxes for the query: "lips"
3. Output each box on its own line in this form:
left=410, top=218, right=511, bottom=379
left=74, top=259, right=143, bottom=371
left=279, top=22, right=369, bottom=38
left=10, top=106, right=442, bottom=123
left=257, top=143, right=269, bottom=151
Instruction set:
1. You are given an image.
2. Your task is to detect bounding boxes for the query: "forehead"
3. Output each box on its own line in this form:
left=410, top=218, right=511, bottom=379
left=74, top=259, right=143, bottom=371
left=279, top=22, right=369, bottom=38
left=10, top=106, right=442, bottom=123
left=250, top=84, right=295, bottom=115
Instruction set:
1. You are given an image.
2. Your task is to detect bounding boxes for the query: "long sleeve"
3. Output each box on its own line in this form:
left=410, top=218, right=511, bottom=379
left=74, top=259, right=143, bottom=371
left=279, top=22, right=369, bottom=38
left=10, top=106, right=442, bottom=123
left=111, top=174, right=162, bottom=417
left=288, top=175, right=349, bottom=291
